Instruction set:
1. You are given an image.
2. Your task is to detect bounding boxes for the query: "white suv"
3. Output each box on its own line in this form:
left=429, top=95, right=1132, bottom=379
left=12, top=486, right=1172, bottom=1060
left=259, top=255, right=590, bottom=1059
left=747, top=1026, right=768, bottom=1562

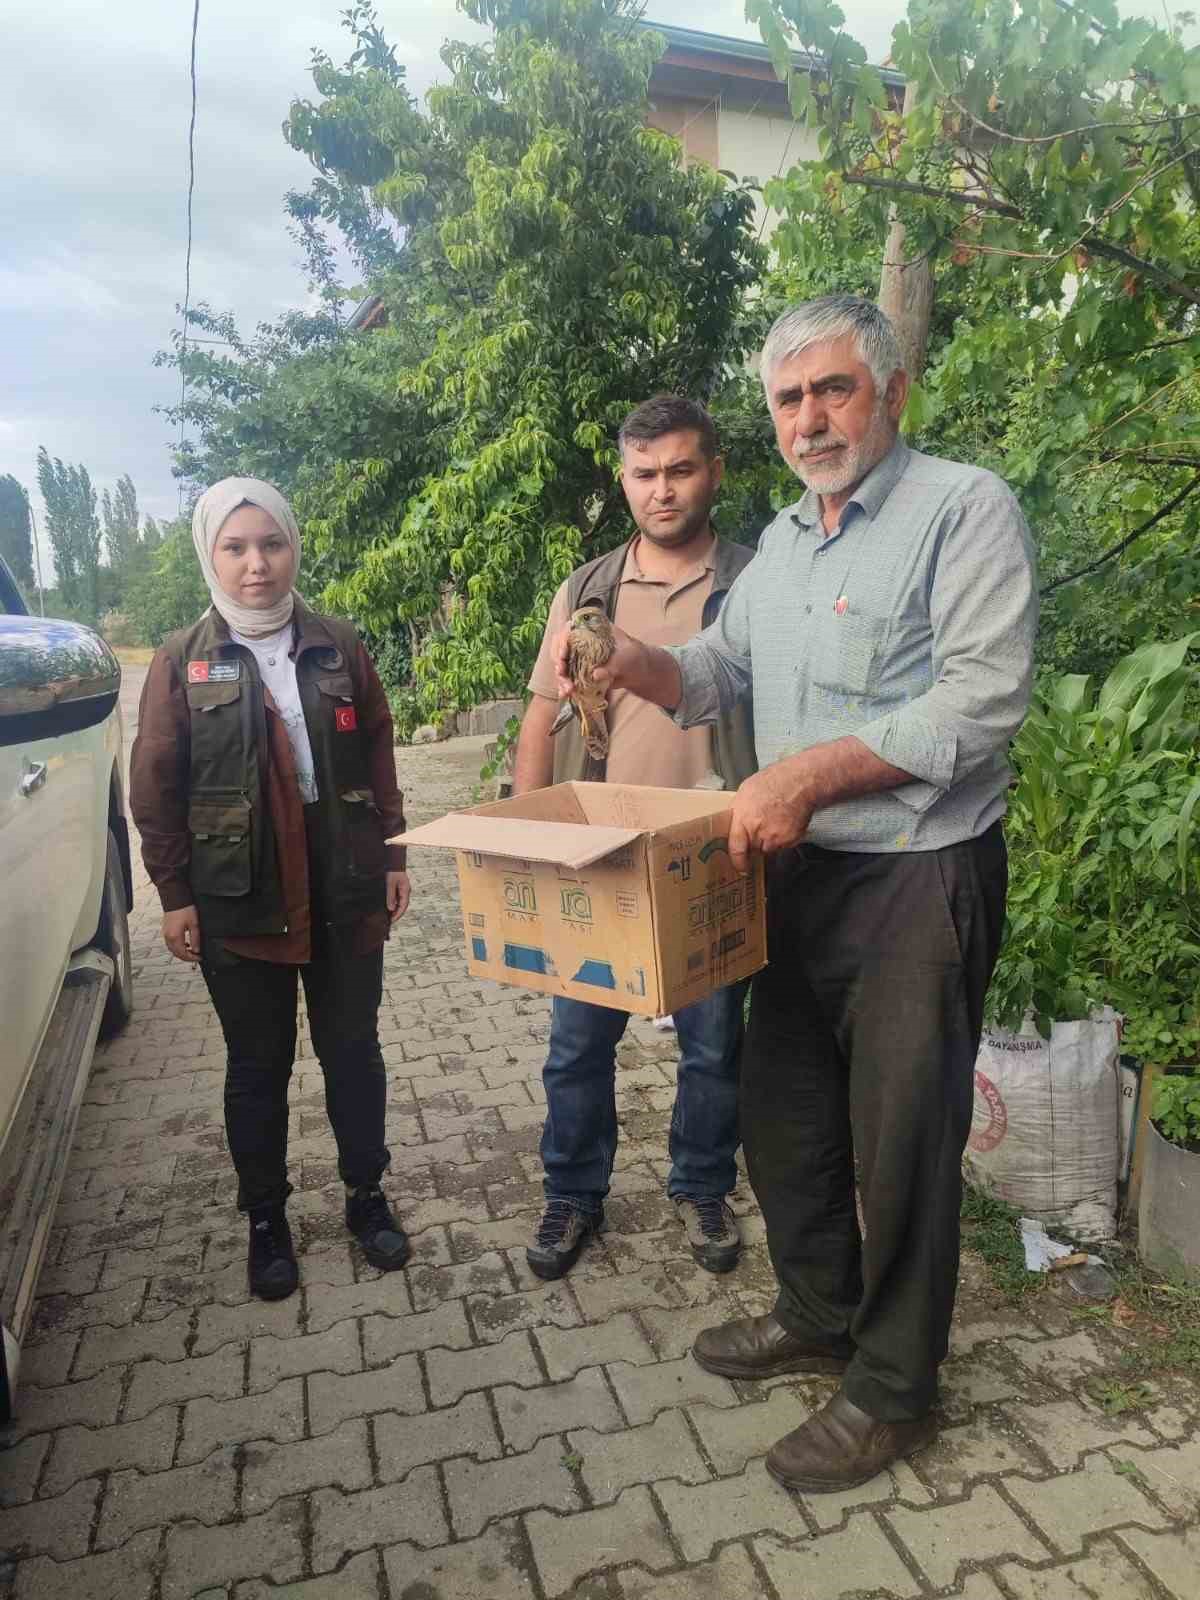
left=0, top=554, right=133, bottom=1420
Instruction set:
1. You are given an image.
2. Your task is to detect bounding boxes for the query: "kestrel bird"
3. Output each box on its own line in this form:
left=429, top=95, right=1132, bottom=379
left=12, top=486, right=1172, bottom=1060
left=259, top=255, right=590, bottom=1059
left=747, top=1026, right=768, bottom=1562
left=551, top=605, right=615, bottom=760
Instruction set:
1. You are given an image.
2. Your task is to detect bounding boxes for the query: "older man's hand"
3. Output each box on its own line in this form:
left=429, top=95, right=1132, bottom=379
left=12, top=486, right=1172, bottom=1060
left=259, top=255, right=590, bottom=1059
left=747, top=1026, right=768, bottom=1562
left=552, top=620, right=645, bottom=700
left=727, top=760, right=816, bottom=873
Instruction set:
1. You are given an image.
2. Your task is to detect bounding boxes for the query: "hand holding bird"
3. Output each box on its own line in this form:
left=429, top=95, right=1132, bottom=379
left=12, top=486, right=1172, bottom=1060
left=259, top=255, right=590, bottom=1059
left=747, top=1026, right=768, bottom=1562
left=550, top=606, right=616, bottom=759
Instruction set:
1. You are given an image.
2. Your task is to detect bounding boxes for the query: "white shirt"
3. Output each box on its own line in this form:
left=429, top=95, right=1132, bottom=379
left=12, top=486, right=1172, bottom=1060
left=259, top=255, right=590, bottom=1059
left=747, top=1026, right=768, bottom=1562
left=230, top=623, right=319, bottom=803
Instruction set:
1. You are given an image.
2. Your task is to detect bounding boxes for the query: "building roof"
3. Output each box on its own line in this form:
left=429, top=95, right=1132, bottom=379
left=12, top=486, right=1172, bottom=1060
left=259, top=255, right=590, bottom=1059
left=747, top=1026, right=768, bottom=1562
left=641, top=21, right=904, bottom=92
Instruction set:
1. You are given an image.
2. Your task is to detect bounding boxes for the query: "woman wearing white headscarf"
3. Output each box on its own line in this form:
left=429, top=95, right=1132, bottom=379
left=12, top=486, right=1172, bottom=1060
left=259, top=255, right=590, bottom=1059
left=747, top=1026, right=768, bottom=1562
left=131, top=477, right=413, bottom=1300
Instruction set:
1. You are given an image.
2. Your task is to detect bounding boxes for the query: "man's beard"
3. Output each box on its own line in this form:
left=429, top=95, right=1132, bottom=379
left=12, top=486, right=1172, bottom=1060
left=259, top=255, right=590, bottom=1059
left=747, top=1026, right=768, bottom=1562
left=637, top=502, right=714, bottom=548
left=790, top=398, right=895, bottom=496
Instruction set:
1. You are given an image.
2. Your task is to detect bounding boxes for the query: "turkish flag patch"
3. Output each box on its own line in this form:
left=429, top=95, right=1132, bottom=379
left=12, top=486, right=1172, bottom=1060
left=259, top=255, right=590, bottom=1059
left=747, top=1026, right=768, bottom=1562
left=187, top=660, right=210, bottom=683
left=335, top=706, right=358, bottom=733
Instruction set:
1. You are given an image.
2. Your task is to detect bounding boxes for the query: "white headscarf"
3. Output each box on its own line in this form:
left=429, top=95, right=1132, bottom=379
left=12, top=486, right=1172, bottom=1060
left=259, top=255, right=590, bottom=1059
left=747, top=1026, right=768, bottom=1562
left=192, top=476, right=301, bottom=638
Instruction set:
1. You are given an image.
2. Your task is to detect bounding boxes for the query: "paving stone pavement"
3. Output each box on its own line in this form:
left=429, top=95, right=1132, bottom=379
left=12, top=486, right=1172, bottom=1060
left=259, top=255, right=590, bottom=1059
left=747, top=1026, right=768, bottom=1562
left=3, top=701, right=1200, bottom=1598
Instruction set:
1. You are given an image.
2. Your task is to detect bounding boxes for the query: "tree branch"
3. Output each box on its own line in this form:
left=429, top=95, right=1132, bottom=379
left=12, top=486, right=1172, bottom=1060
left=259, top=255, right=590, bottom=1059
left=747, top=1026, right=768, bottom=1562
left=1040, top=473, right=1200, bottom=595
left=843, top=172, right=1200, bottom=308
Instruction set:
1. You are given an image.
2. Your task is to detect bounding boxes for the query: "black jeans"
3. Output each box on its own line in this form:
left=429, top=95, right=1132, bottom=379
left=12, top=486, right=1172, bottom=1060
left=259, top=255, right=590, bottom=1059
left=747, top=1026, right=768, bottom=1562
left=742, top=824, right=1007, bottom=1422
left=203, top=941, right=390, bottom=1218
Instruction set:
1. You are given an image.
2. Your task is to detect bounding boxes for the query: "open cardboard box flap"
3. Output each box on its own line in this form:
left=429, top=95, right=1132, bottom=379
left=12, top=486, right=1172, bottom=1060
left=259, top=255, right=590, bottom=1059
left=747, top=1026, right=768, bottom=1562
left=390, top=813, right=644, bottom=870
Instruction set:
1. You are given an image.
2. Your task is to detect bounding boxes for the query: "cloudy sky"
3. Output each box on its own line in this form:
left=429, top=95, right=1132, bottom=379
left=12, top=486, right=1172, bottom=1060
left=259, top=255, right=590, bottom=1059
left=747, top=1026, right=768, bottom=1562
left=0, top=0, right=902, bottom=574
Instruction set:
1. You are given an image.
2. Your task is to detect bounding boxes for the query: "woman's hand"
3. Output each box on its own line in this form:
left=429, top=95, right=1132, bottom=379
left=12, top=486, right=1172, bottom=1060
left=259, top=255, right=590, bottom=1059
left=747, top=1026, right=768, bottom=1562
left=387, top=870, right=411, bottom=921
left=163, top=905, right=202, bottom=963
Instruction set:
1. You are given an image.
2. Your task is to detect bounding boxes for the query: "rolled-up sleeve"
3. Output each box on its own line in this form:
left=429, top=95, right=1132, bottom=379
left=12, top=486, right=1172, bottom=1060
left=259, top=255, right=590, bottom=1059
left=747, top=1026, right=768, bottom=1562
left=854, top=491, right=1038, bottom=810
left=664, top=561, right=755, bottom=728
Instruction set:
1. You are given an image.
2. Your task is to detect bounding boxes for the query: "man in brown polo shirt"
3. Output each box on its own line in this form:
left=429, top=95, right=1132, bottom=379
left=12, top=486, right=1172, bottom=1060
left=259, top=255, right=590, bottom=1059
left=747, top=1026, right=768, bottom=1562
left=514, top=395, right=757, bottom=1280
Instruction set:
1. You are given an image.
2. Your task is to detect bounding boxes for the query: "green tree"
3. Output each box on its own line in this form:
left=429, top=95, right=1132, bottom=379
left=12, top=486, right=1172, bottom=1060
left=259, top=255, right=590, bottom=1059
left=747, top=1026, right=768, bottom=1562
left=0, top=474, right=34, bottom=591
left=287, top=0, right=763, bottom=713
left=123, top=519, right=209, bottom=645
left=751, top=0, right=1200, bottom=674
left=101, top=474, right=140, bottom=571
left=36, top=447, right=102, bottom=622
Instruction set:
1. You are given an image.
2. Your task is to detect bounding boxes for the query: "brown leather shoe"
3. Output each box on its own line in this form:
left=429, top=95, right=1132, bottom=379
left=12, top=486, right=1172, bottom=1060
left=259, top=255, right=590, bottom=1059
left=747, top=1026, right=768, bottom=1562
left=766, top=1389, right=936, bottom=1492
left=692, top=1313, right=851, bottom=1380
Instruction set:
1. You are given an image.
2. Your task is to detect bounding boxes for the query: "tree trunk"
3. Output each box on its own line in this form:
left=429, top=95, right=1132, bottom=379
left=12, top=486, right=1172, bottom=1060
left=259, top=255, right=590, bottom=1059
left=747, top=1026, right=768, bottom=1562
left=877, top=82, right=934, bottom=382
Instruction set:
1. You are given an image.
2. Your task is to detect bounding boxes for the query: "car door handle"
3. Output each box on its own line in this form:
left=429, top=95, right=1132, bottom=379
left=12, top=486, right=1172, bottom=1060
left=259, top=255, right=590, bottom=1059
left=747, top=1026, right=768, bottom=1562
left=20, top=761, right=48, bottom=797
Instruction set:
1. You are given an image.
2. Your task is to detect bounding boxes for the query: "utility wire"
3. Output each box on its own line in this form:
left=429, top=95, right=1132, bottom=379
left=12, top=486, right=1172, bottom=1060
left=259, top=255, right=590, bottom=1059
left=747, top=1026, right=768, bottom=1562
left=178, top=0, right=200, bottom=514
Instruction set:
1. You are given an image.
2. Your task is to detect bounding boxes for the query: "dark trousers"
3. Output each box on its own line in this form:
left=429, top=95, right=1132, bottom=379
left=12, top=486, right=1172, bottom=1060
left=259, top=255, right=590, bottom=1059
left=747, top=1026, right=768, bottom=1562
left=742, top=824, right=1007, bottom=1422
left=203, top=943, right=390, bottom=1218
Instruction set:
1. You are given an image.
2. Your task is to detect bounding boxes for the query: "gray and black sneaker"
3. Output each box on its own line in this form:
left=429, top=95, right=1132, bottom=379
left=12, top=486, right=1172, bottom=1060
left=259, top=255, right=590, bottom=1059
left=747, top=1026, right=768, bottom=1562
left=526, top=1200, right=601, bottom=1280
left=674, top=1196, right=741, bottom=1274
left=346, top=1185, right=411, bottom=1271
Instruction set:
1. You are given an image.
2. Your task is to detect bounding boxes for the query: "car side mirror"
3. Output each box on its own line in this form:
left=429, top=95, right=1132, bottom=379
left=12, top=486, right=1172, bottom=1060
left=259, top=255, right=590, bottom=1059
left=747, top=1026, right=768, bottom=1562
left=0, top=616, right=121, bottom=746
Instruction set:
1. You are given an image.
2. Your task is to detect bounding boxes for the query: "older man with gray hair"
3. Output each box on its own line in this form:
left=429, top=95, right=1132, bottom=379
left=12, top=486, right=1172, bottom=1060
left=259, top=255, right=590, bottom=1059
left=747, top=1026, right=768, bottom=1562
left=552, top=293, right=1038, bottom=1491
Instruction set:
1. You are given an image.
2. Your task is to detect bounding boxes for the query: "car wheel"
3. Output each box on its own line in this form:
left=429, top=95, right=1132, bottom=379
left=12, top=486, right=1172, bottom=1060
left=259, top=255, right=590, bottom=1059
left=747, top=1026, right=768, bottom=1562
left=95, top=825, right=133, bottom=1037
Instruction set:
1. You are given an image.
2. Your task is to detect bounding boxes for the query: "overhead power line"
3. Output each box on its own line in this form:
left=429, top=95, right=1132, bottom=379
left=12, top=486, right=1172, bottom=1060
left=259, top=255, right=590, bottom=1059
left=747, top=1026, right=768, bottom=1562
left=178, top=0, right=200, bottom=513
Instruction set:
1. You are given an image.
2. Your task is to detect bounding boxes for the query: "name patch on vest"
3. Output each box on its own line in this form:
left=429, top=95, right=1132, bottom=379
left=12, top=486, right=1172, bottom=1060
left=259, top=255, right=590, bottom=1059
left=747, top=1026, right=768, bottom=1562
left=188, top=660, right=241, bottom=683
left=335, top=706, right=358, bottom=733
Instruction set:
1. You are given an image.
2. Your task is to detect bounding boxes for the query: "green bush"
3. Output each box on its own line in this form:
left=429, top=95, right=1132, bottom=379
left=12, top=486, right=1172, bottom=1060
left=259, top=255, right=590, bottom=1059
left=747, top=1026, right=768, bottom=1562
left=1153, top=1073, right=1200, bottom=1152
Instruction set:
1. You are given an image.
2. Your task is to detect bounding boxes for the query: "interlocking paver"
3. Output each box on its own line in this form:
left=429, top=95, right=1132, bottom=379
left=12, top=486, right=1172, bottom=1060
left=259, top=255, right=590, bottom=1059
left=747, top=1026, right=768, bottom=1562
left=607, top=1355, right=737, bottom=1425
left=179, top=1378, right=305, bottom=1465
left=242, top=1417, right=372, bottom=1513
left=526, top=1485, right=675, bottom=1597
left=1116, top=1437, right=1200, bottom=1518
left=1004, top=1454, right=1169, bottom=1554
left=494, top=1365, right=621, bottom=1451
left=1117, top=1525, right=1200, bottom=1599
left=375, top=1391, right=501, bottom=1481
left=656, top=1461, right=807, bottom=1561
left=192, top=1293, right=303, bottom=1355
left=444, top=1434, right=581, bottom=1537
left=796, top=1458, right=932, bottom=1532
left=0, top=1478, right=98, bottom=1561
left=310, top=1465, right=448, bottom=1570
left=308, top=1351, right=425, bottom=1433
left=755, top=1521, right=920, bottom=1599
left=383, top=1519, right=537, bottom=1600
left=886, top=1482, right=1050, bottom=1587
left=303, top=1273, right=411, bottom=1332
left=360, top=1299, right=472, bottom=1362
left=124, top=1344, right=245, bottom=1421
left=6, top=1371, right=122, bottom=1436
left=0, top=1436, right=49, bottom=1507
left=40, top=1405, right=178, bottom=1494
left=95, top=1446, right=238, bottom=1549
left=535, top=1313, right=655, bottom=1380
left=686, top=1387, right=812, bottom=1476
left=73, top=1307, right=192, bottom=1376
left=1002, top=1396, right=1158, bottom=1469
left=237, top=1549, right=382, bottom=1599
left=920, top=1417, right=1047, bottom=1495
left=162, top=1498, right=306, bottom=1599
left=617, top=1543, right=762, bottom=1600
left=571, top=1408, right=709, bottom=1502
left=247, top=1318, right=360, bottom=1392
left=11, top=1528, right=160, bottom=1600
left=997, top=1535, right=1160, bottom=1599
left=426, top=1327, right=541, bottom=1405
left=467, top=1280, right=583, bottom=1342
left=1002, top=1331, right=1112, bottom=1388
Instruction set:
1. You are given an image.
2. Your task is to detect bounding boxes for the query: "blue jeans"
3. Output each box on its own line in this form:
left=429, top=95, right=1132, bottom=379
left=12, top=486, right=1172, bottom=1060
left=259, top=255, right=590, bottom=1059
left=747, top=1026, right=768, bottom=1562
left=540, top=982, right=747, bottom=1217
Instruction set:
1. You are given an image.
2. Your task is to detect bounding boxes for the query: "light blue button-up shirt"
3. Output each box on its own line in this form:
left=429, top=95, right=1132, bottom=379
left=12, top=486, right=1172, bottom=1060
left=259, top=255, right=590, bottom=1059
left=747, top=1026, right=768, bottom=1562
left=667, top=439, right=1039, bottom=851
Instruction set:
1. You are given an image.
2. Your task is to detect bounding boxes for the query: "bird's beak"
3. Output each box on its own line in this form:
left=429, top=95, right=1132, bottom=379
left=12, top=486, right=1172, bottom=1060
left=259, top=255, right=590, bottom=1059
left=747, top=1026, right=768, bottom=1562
left=548, top=701, right=574, bottom=737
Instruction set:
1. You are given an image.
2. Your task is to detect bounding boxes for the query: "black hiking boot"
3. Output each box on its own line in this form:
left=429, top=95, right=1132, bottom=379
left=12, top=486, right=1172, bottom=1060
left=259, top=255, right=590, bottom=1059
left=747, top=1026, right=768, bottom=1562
left=248, top=1211, right=299, bottom=1301
left=346, top=1185, right=411, bottom=1271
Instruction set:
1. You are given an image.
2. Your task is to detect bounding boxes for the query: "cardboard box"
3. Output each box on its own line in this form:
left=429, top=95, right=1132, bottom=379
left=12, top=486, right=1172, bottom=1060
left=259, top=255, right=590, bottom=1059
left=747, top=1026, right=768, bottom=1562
left=393, top=782, right=767, bottom=1016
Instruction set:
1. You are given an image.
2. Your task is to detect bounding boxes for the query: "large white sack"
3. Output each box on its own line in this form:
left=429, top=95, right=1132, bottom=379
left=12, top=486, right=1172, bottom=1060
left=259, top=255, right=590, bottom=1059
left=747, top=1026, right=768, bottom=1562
left=965, top=1011, right=1121, bottom=1240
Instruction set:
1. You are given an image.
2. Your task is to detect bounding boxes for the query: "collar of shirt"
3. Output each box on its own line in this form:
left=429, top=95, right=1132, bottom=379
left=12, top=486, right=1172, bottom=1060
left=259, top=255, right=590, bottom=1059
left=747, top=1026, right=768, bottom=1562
left=791, top=437, right=911, bottom=543
left=622, top=531, right=716, bottom=593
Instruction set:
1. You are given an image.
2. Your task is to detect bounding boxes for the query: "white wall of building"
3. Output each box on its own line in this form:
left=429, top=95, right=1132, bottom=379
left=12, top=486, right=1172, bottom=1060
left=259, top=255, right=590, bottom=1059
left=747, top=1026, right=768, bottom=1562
left=716, top=105, right=821, bottom=236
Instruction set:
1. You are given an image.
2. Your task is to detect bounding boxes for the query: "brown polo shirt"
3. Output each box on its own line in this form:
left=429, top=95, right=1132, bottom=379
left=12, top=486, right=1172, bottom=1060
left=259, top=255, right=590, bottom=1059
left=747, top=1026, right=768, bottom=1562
left=528, top=536, right=717, bottom=788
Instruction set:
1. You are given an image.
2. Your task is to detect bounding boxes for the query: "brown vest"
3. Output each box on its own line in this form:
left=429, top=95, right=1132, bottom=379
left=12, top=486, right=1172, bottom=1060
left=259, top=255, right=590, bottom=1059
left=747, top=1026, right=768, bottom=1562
left=551, top=535, right=758, bottom=789
left=162, top=603, right=386, bottom=939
